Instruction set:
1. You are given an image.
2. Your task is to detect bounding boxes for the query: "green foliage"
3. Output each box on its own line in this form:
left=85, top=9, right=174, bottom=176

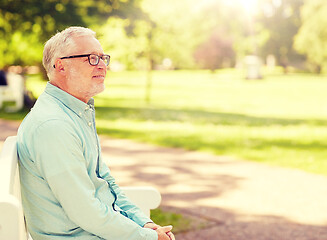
left=140, top=0, right=207, bottom=69
left=294, top=0, right=327, bottom=73
left=1, top=0, right=319, bottom=71
left=192, top=0, right=306, bottom=70
left=256, top=0, right=304, bottom=67
left=97, top=18, right=153, bottom=70
left=0, top=0, right=143, bottom=68
left=96, top=0, right=208, bottom=70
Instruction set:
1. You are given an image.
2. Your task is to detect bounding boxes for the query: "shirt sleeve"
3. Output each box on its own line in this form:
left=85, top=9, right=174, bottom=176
left=98, top=157, right=154, bottom=227
left=31, top=120, right=158, bottom=240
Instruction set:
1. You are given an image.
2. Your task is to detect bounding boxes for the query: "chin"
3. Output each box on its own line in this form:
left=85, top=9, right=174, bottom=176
left=92, top=83, right=105, bottom=95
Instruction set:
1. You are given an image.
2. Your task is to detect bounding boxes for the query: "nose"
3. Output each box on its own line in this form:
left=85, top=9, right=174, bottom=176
left=97, top=58, right=107, bottom=69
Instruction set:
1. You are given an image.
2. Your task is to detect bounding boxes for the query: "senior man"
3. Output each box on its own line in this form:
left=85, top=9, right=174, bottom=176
left=17, top=26, right=174, bottom=240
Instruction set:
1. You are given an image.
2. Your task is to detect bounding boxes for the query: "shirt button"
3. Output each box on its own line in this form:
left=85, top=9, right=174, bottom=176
left=79, top=112, right=82, bottom=116
left=88, top=122, right=92, bottom=126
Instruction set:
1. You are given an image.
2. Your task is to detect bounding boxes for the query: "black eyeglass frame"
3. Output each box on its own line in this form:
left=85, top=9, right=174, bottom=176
left=53, top=54, right=110, bottom=68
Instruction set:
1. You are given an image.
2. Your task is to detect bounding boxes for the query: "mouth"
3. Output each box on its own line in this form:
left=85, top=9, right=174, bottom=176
left=92, top=75, right=105, bottom=79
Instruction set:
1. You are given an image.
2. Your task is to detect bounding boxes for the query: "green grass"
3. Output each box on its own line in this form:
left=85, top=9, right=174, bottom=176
left=95, top=69, right=327, bottom=176
left=150, top=208, right=193, bottom=234
left=3, top=70, right=327, bottom=176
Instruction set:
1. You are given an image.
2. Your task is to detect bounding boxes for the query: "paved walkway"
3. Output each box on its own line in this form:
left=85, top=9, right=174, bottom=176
left=1, top=119, right=327, bottom=240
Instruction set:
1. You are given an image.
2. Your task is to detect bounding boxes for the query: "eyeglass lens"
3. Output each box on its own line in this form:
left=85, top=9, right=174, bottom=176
left=89, top=54, right=110, bottom=66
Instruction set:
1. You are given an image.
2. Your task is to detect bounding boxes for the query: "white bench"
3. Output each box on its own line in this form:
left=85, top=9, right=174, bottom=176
left=0, top=73, right=25, bottom=112
left=0, top=136, right=161, bottom=240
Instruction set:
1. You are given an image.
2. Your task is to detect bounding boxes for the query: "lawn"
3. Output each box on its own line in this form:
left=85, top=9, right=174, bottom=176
left=5, top=69, right=327, bottom=175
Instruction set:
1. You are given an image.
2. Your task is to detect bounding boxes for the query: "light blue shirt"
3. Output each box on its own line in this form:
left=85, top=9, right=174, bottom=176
left=17, top=83, right=158, bottom=240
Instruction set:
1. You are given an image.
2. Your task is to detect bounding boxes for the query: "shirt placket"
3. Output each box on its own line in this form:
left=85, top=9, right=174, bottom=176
left=85, top=105, right=126, bottom=216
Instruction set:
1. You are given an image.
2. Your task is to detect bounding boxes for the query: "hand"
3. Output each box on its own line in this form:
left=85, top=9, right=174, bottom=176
left=166, top=230, right=175, bottom=240
left=156, top=226, right=175, bottom=240
left=144, top=222, right=160, bottom=230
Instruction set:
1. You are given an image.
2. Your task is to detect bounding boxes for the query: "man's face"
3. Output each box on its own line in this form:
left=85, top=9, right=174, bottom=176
left=62, top=35, right=107, bottom=102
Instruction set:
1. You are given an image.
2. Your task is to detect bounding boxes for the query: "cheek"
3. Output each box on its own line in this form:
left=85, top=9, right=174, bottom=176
left=78, top=69, right=93, bottom=82
left=67, top=68, right=90, bottom=87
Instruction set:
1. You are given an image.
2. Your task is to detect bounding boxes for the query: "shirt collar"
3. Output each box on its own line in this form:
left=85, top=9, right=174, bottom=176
left=45, top=82, right=95, bottom=117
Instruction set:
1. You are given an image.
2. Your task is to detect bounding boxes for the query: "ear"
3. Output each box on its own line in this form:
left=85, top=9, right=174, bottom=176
left=53, top=59, right=65, bottom=72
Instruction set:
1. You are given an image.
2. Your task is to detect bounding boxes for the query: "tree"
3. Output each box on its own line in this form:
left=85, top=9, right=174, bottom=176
left=139, top=0, right=210, bottom=69
left=257, top=0, right=305, bottom=71
left=189, top=0, right=267, bottom=67
left=194, top=29, right=235, bottom=71
left=294, top=0, right=327, bottom=73
left=0, top=0, right=143, bottom=69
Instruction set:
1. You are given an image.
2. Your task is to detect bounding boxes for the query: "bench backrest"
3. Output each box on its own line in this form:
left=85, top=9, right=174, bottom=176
left=0, top=73, right=25, bottom=112
left=0, top=136, right=27, bottom=240
left=6, top=73, right=24, bottom=95
left=0, top=136, right=161, bottom=240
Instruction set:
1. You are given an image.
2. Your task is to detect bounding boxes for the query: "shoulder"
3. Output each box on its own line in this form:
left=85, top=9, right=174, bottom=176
left=19, top=91, right=76, bottom=133
left=18, top=101, right=80, bottom=149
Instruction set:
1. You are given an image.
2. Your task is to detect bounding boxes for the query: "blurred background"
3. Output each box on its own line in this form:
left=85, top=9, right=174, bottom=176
left=1, top=0, right=326, bottom=171
left=1, top=0, right=327, bottom=176
left=1, top=0, right=326, bottom=73
left=1, top=0, right=327, bottom=236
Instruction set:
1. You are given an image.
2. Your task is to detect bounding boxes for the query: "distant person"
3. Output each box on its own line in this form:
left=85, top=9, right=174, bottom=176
left=0, top=70, right=7, bottom=85
left=17, top=26, right=175, bottom=240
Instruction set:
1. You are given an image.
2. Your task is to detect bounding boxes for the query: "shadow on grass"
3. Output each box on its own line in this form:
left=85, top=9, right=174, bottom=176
left=1, top=103, right=325, bottom=127
left=96, top=105, right=327, bottom=154
left=95, top=106, right=327, bottom=127
left=98, top=126, right=327, bottom=166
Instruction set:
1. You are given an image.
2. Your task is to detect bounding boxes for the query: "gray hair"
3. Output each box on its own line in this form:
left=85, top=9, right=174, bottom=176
left=42, top=26, right=96, bottom=80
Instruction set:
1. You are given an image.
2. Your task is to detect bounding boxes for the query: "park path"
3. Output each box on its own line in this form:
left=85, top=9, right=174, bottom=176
left=1, top=118, right=327, bottom=240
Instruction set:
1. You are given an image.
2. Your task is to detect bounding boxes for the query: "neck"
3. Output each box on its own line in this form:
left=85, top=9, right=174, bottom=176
left=49, top=79, right=90, bottom=103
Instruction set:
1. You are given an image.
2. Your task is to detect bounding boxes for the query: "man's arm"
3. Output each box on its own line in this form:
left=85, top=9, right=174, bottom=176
left=31, top=120, right=158, bottom=240
left=98, top=149, right=175, bottom=240
left=98, top=158, right=155, bottom=226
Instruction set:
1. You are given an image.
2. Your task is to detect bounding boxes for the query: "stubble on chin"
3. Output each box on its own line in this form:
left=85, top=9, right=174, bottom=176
left=91, top=81, right=105, bottom=97
left=68, top=67, right=105, bottom=99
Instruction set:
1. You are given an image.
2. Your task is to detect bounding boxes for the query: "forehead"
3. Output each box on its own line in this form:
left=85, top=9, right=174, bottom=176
left=71, top=35, right=104, bottom=55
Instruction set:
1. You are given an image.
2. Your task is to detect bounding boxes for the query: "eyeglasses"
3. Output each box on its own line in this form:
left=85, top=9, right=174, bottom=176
left=53, top=54, right=110, bottom=68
